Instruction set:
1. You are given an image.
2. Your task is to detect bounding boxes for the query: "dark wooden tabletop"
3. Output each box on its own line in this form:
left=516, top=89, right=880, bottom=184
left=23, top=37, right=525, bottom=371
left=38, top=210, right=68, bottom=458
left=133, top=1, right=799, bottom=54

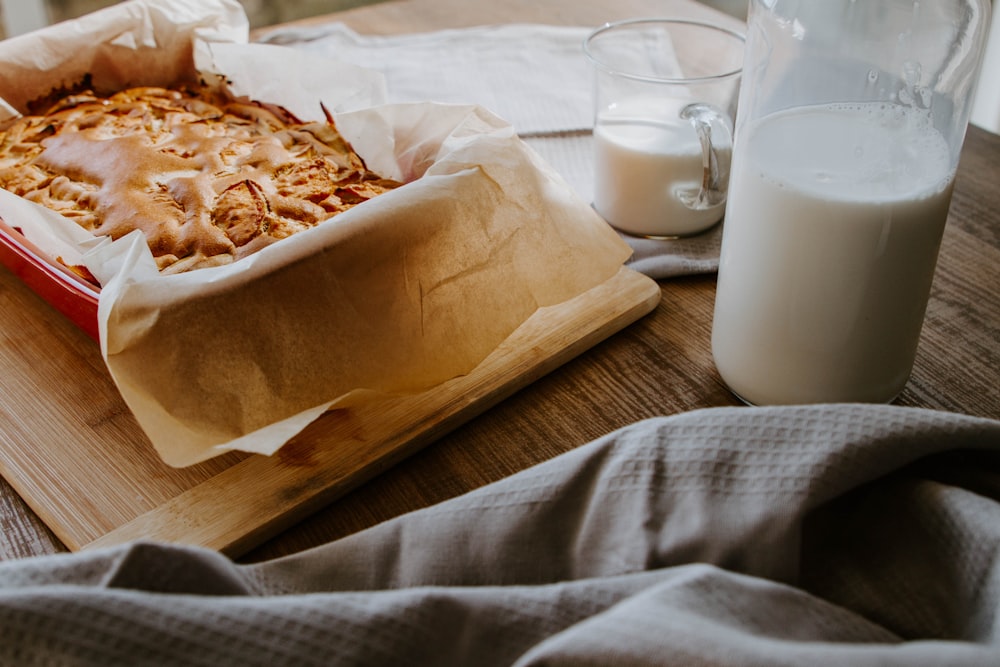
left=1, top=0, right=997, bottom=562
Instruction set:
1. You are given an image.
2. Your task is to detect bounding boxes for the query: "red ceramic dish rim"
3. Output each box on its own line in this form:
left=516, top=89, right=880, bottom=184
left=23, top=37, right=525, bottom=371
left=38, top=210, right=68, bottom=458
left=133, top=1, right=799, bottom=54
left=0, top=217, right=100, bottom=342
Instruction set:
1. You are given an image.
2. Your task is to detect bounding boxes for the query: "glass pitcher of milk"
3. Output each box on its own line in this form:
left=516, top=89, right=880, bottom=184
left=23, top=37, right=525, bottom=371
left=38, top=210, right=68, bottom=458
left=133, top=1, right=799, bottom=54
left=712, top=0, right=991, bottom=405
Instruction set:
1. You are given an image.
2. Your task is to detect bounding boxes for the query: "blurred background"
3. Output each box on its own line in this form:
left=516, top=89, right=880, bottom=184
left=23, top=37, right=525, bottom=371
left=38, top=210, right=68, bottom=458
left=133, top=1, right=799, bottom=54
left=0, top=0, right=383, bottom=33
left=0, top=0, right=743, bottom=40
left=0, top=0, right=996, bottom=133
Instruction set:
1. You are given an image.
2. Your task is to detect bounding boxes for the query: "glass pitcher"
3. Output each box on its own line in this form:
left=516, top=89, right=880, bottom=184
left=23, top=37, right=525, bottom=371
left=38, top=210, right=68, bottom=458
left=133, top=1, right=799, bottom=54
left=712, top=0, right=992, bottom=406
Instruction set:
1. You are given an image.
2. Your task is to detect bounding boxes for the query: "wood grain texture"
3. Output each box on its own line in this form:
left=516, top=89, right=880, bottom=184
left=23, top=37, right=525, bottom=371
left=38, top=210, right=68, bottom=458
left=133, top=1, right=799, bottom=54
left=0, top=266, right=658, bottom=558
left=2, top=0, right=998, bottom=563
left=896, top=125, right=1000, bottom=418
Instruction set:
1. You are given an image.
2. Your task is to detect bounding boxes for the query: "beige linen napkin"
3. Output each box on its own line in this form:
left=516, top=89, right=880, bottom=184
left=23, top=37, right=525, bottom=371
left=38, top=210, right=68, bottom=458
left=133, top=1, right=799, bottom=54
left=2, top=404, right=998, bottom=665
left=261, top=22, right=726, bottom=278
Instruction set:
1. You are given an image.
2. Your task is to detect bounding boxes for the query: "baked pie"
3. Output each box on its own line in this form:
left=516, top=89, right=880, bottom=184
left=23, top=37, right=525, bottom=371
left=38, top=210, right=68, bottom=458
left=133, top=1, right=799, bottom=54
left=0, top=84, right=402, bottom=275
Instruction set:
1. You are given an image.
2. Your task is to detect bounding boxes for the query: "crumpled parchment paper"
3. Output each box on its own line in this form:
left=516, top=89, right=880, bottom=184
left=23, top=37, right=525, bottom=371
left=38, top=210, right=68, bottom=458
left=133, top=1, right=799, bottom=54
left=0, top=0, right=632, bottom=467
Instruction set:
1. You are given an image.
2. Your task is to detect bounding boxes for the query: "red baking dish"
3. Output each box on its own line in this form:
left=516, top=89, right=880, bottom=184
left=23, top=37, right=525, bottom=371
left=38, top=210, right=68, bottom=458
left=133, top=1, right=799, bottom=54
left=0, top=218, right=100, bottom=342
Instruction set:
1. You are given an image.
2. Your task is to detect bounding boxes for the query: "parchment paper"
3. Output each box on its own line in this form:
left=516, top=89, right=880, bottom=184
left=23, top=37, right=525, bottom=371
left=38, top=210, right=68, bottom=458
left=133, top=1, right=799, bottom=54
left=263, top=21, right=739, bottom=278
left=0, top=0, right=632, bottom=467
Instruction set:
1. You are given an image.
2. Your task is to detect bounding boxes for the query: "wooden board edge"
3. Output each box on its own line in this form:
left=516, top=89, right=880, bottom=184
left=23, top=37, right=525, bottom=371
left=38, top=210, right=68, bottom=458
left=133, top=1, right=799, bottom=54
left=79, top=267, right=661, bottom=556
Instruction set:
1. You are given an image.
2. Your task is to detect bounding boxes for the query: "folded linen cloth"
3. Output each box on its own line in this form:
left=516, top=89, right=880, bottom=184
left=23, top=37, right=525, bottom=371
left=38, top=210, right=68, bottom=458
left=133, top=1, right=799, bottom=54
left=1, top=404, right=999, bottom=666
left=259, top=22, right=727, bottom=279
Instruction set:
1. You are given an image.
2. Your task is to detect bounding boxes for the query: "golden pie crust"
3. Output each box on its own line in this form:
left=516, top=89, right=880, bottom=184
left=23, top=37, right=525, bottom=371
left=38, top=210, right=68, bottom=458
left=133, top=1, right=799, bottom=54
left=0, top=84, right=401, bottom=275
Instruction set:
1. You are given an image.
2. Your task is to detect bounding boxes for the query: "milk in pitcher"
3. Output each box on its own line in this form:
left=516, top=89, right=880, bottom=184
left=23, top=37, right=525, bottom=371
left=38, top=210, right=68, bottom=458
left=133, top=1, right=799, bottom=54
left=711, top=102, right=954, bottom=405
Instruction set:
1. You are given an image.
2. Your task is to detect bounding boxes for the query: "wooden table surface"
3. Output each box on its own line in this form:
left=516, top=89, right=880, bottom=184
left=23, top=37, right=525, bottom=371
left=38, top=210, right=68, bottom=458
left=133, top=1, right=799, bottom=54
left=1, top=0, right=997, bottom=563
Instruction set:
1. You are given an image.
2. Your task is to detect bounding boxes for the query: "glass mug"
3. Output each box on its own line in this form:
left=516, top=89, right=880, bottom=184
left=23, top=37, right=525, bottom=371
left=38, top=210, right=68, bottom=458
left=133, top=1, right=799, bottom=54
left=712, top=0, right=991, bottom=405
left=584, top=19, right=745, bottom=238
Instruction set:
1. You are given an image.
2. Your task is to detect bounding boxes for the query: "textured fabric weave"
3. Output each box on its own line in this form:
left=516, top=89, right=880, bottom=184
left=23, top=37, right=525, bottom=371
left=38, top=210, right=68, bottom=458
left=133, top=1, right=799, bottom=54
left=1, top=404, right=998, bottom=665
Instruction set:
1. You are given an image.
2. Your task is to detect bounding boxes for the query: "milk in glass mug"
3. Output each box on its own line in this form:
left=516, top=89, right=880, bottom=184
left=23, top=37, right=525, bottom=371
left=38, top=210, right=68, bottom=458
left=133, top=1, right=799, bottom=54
left=585, top=19, right=745, bottom=238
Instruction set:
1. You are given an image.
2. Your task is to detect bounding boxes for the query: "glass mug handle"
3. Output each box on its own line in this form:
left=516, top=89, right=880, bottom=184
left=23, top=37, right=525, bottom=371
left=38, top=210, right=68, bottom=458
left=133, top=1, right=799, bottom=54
left=678, top=102, right=733, bottom=210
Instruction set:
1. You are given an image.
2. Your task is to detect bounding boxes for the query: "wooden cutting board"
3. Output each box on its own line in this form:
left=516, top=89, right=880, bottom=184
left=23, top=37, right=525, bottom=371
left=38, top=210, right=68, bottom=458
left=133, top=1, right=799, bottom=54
left=0, top=265, right=660, bottom=557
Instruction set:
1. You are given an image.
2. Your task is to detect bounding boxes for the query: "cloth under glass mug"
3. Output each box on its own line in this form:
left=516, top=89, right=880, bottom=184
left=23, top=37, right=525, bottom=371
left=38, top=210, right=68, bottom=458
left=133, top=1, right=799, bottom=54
left=584, top=18, right=745, bottom=238
left=712, top=0, right=991, bottom=405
